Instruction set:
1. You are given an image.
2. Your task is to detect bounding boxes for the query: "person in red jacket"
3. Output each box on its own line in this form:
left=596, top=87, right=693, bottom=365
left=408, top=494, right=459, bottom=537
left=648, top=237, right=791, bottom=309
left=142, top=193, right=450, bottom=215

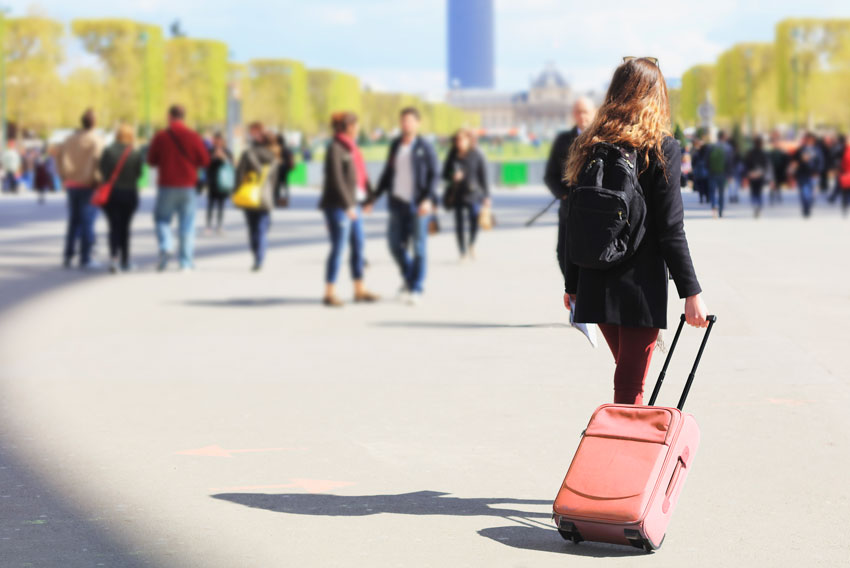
left=147, top=105, right=210, bottom=271
left=840, top=141, right=850, bottom=217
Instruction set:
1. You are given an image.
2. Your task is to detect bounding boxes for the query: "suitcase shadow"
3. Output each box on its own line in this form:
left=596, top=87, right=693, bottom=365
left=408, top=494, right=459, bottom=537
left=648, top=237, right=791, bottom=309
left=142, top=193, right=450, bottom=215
left=212, top=490, right=551, bottom=519
left=478, top=525, right=648, bottom=558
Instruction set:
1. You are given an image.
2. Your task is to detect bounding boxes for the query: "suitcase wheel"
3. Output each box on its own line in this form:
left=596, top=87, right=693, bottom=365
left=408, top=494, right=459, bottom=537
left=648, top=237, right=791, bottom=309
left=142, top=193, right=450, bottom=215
left=556, top=521, right=583, bottom=544
left=625, top=529, right=663, bottom=554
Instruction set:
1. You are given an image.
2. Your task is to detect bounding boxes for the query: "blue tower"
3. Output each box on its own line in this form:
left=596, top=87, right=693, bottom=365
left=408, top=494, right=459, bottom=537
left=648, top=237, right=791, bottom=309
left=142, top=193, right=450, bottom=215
left=447, top=0, right=495, bottom=90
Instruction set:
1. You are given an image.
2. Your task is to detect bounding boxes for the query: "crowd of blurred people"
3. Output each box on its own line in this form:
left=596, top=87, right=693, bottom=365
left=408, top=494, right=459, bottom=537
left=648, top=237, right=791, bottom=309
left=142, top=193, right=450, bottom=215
left=0, top=105, right=495, bottom=307
left=682, top=128, right=850, bottom=219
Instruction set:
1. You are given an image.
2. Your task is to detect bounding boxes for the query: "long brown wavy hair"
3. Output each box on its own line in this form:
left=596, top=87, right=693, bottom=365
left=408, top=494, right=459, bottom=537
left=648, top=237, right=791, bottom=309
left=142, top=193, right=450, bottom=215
left=565, top=58, right=671, bottom=185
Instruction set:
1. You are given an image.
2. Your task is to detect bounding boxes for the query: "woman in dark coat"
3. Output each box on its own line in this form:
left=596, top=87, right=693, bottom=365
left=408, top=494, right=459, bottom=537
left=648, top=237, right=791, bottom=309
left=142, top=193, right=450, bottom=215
left=744, top=136, right=773, bottom=218
left=442, top=128, right=490, bottom=260
left=234, top=122, right=280, bottom=272
left=99, top=124, right=145, bottom=273
left=563, top=57, right=709, bottom=405
left=318, top=112, right=378, bottom=307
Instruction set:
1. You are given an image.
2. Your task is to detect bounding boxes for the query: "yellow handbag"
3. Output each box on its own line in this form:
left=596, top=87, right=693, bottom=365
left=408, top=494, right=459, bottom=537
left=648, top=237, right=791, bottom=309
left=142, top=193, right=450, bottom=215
left=478, top=205, right=495, bottom=231
left=232, top=166, right=270, bottom=209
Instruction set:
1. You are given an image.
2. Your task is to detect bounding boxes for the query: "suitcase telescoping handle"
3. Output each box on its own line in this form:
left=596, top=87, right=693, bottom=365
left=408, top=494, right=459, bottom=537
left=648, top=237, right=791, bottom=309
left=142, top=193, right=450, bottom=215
left=648, top=314, right=717, bottom=411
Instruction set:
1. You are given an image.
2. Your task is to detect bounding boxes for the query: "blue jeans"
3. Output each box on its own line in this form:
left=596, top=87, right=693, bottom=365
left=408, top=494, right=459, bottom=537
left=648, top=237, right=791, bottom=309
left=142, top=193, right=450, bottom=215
left=245, top=210, right=271, bottom=265
left=64, top=187, right=97, bottom=265
left=388, top=200, right=428, bottom=293
left=154, top=187, right=197, bottom=268
left=324, top=207, right=365, bottom=284
left=797, top=177, right=815, bottom=217
left=709, top=175, right=727, bottom=217
left=454, top=202, right=481, bottom=255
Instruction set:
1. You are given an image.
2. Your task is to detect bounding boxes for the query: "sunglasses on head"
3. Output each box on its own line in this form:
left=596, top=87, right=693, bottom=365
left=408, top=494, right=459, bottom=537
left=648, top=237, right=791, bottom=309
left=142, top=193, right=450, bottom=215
left=623, top=56, right=660, bottom=67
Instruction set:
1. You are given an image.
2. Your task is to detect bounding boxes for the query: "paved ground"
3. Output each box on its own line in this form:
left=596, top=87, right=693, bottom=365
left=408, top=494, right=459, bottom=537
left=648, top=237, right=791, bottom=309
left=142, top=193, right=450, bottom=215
left=0, top=185, right=849, bottom=567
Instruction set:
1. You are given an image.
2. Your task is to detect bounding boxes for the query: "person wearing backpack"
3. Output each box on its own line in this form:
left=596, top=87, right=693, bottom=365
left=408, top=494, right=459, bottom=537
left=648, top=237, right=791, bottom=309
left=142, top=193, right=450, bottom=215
left=205, top=132, right=233, bottom=234
left=562, top=57, right=709, bottom=405
left=707, top=130, right=733, bottom=218
left=99, top=124, right=145, bottom=273
left=234, top=123, right=280, bottom=272
left=147, top=104, right=211, bottom=272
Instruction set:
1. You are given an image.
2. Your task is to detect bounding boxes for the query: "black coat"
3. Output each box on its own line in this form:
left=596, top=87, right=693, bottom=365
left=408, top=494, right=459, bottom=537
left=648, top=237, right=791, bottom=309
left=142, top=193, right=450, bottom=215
left=544, top=127, right=580, bottom=200
left=375, top=136, right=439, bottom=207
left=565, top=137, right=702, bottom=329
left=441, top=147, right=489, bottom=206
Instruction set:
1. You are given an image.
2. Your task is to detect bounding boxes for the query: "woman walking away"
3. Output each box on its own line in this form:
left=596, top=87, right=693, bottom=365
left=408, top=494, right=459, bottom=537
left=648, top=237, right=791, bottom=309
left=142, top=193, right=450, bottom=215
left=235, top=122, right=280, bottom=271
left=99, top=124, right=144, bottom=273
left=442, top=128, right=491, bottom=261
left=563, top=57, right=709, bottom=405
left=319, top=112, right=379, bottom=307
left=839, top=139, right=850, bottom=218
left=206, top=133, right=233, bottom=234
left=744, top=136, right=773, bottom=218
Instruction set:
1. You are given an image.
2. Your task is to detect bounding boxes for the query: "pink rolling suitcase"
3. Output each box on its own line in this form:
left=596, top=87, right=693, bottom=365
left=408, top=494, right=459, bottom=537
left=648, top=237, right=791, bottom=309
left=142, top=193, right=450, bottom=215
left=553, top=314, right=716, bottom=553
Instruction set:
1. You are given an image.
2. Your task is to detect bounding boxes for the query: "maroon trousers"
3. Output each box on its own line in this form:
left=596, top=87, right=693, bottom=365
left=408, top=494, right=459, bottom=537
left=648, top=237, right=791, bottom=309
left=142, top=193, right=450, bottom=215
left=598, top=324, right=660, bottom=405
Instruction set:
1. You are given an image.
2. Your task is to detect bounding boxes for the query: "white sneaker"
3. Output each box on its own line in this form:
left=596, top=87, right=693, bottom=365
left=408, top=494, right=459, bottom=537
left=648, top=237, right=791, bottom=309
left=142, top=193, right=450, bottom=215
left=407, top=292, right=423, bottom=306
left=397, top=286, right=411, bottom=303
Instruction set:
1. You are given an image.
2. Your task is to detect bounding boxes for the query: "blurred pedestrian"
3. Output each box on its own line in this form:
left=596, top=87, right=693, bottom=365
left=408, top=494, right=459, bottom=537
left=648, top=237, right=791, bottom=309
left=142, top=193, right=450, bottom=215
left=768, top=131, right=790, bottom=205
left=789, top=132, right=823, bottom=218
left=442, top=128, right=490, bottom=261
left=838, top=138, right=850, bottom=217
left=205, top=132, right=233, bottom=234
left=2, top=139, right=21, bottom=193
left=99, top=124, right=145, bottom=273
left=827, top=134, right=846, bottom=206
left=708, top=130, right=733, bottom=218
left=57, top=109, right=104, bottom=269
left=563, top=57, right=708, bottom=405
left=691, top=134, right=711, bottom=204
left=274, top=134, right=295, bottom=208
left=234, top=122, right=280, bottom=272
left=375, top=107, right=439, bottom=305
left=147, top=104, right=210, bottom=271
left=744, top=136, right=772, bottom=218
left=34, top=145, right=56, bottom=204
left=544, top=96, right=596, bottom=279
left=318, top=112, right=379, bottom=306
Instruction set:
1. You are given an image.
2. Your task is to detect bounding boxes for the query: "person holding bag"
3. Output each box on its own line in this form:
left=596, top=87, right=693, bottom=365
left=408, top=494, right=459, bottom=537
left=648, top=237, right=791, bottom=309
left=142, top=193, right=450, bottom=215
left=563, top=57, right=709, bottom=405
left=442, top=128, right=490, bottom=261
left=318, top=112, right=379, bottom=307
left=205, top=132, right=234, bottom=234
left=234, top=122, right=280, bottom=272
left=98, top=124, right=144, bottom=273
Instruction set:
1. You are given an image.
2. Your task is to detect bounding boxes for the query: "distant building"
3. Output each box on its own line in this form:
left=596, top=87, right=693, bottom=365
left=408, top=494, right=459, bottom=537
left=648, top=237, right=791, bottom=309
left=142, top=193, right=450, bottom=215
left=447, top=0, right=495, bottom=89
left=448, top=64, right=577, bottom=139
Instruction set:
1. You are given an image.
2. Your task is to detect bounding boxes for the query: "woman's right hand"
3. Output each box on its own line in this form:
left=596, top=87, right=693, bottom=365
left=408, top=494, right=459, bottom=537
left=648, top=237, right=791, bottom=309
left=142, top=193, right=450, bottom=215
left=346, top=207, right=358, bottom=220
left=684, top=294, right=709, bottom=328
left=563, top=293, right=576, bottom=311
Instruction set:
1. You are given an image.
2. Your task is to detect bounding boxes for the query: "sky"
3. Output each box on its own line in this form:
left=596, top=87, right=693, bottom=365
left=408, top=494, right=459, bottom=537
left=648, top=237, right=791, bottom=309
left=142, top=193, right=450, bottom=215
left=9, top=0, right=850, bottom=99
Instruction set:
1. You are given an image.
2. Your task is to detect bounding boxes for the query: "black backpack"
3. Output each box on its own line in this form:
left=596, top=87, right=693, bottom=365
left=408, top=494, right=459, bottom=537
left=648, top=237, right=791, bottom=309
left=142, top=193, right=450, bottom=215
left=566, top=143, right=647, bottom=269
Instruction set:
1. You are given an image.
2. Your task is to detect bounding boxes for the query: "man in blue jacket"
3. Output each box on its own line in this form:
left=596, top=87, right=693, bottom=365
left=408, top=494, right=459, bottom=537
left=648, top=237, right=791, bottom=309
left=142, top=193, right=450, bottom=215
left=375, top=107, right=439, bottom=305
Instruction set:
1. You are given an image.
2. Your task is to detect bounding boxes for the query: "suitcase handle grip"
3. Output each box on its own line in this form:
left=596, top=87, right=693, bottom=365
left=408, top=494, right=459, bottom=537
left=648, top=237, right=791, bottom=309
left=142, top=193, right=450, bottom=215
left=662, top=455, right=687, bottom=514
left=648, top=314, right=717, bottom=410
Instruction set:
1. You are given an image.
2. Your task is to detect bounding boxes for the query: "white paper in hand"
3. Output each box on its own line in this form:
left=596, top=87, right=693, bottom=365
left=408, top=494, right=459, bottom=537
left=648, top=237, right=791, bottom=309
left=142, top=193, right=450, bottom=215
left=569, top=298, right=598, bottom=348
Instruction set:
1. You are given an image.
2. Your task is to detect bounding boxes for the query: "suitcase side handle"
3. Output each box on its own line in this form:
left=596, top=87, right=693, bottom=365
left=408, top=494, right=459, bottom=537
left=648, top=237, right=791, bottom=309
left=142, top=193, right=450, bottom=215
left=648, top=314, right=717, bottom=411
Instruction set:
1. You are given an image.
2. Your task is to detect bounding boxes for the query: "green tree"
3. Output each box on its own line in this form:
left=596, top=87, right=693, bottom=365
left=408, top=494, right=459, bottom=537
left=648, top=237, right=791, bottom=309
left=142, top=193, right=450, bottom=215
left=308, top=69, right=362, bottom=135
left=72, top=19, right=165, bottom=128
left=714, top=43, right=779, bottom=131
left=62, top=68, right=106, bottom=128
left=3, top=16, right=64, bottom=134
left=775, top=18, right=850, bottom=128
left=165, top=38, right=228, bottom=129
left=679, top=64, right=715, bottom=127
left=242, top=59, right=311, bottom=132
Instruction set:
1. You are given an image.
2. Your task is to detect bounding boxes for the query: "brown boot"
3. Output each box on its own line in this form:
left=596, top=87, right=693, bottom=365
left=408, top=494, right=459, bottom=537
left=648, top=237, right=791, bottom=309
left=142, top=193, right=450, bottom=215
left=354, top=291, right=380, bottom=303
left=323, top=295, right=344, bottom=308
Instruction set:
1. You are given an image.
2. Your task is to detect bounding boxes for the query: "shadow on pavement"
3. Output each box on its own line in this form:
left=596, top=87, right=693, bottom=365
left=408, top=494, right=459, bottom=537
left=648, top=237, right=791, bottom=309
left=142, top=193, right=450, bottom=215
left=212, top=490, right=550, bottom=518
left=183, top=297, right=323, bottom=308
left=477, top=525, right=647, bottom=558
left=374, top=321, right=570, bottom=330
left=212, top=490, right=645, bottom=558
